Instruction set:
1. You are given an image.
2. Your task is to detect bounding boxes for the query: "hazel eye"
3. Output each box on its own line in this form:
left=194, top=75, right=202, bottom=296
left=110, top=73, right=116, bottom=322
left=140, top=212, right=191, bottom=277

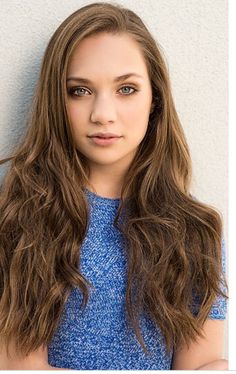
left=119, top=86, right=137, bottom=95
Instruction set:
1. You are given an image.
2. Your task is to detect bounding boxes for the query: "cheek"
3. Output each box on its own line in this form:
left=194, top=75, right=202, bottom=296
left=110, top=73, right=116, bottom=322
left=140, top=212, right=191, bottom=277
left=66, top=102, right=88, bottom=134
left=67, top=103, right=80, bottom=122
left=121, top=98, right=151, bottom=132
left=124, top=91, right=151, bottom=117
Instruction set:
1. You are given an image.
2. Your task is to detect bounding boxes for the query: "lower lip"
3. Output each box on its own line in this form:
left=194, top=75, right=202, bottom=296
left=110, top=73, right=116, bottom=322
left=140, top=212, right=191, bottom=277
left=88, top=136, right=122, bottom=146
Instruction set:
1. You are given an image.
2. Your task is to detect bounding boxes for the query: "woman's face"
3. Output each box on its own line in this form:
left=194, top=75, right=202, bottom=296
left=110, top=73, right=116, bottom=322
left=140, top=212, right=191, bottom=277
left=66, top=32, right=153, bottom=172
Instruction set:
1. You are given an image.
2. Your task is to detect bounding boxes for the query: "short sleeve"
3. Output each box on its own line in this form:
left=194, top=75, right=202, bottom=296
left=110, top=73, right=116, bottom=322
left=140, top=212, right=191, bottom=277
left=191, top=237, right=228, bottom=320
left=207, top=237, right=228, bottom=319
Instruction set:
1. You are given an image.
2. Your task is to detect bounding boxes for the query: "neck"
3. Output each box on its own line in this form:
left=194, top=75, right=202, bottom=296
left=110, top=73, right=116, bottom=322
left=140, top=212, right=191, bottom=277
left=86, top=164, right=127, bottom=199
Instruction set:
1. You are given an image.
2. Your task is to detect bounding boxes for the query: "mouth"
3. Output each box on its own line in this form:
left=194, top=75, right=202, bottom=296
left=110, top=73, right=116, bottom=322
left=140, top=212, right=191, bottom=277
left=88, top=136, right=122, bottom=146
left=92, top=136, right=118, bottom=139
left=88, top=132, right=122, bottom=139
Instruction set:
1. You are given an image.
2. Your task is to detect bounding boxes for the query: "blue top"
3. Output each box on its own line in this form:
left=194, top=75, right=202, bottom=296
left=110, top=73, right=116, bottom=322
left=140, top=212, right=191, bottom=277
left=47, top=189, right=228, bottom=370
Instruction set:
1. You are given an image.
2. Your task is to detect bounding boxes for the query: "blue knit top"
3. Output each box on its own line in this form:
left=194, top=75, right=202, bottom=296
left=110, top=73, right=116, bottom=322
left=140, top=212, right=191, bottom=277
left=47, top=189, right=228, bottom=370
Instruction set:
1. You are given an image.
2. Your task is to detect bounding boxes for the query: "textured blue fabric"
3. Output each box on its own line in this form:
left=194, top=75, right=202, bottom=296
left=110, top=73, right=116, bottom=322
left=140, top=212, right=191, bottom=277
left=47, top=189, right=228, bottom=370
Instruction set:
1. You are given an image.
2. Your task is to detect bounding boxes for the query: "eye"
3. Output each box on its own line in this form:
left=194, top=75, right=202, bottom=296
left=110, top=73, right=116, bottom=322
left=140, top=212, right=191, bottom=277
left=67, top=85, right=138, bottom=97
left=118, top=86, right=137, bottom=95
left=67, top=87, right=90, bottom=96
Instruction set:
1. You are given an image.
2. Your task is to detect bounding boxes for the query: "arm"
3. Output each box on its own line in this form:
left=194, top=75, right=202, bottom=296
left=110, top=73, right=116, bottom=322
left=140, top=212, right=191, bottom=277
left=171, top=319, right=227, bottom=370
left=196, top=358, right=228, bottom=370
left=0, top=341, right=67, bottom=370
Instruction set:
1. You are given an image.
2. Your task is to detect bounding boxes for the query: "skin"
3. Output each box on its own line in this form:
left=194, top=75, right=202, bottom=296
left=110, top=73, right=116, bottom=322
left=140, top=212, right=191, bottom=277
left=66, top=32, right=153, bottom=198
left=171, top=310, right=227, bottom=370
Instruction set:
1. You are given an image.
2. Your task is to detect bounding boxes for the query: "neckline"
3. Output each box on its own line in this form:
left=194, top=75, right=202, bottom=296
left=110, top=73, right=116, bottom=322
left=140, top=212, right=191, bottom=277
left=84, top=187, right=121, bottom=206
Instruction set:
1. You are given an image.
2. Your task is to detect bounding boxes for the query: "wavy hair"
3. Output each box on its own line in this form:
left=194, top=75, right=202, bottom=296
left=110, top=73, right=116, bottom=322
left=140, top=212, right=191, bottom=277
left=0, top=2, right=228, bottom=358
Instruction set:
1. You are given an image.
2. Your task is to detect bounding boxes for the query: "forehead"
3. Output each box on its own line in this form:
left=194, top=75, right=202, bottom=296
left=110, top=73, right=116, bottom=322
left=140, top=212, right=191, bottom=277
left=67, top=32, right=149, bottom=79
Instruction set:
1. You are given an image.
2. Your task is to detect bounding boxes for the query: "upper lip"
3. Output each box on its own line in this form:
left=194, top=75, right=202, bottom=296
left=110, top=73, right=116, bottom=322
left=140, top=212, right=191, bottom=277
left=88, top=132, right=121, bottom=138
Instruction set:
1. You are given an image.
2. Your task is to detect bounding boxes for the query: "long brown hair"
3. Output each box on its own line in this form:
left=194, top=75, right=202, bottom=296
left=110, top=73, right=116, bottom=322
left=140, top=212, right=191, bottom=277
left=0, top=2, right=228, bottom=358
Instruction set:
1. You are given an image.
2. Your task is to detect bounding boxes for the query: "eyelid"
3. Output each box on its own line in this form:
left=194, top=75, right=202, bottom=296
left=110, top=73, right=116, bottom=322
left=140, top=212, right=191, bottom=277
left=67, top=81, right=140, bottom=90
left=119, top=83, right=138, bottom=89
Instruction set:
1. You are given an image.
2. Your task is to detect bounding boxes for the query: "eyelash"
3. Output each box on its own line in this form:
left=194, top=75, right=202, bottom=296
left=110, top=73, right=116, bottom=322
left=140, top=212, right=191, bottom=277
left=67, top=85, right=138, bottom=97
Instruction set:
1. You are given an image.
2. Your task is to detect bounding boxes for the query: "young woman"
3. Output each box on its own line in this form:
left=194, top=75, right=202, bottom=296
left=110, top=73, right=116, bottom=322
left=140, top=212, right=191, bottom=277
left=0, top=2, right=228, bottom=370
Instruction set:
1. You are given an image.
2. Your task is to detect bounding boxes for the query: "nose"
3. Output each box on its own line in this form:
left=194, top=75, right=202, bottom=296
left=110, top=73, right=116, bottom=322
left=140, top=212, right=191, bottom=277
left=90, top=94, right=117, bottom=125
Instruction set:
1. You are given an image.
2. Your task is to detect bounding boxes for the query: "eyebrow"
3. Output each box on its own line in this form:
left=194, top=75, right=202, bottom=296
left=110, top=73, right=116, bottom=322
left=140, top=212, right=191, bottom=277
left=66, top=73, right=144, bottom=84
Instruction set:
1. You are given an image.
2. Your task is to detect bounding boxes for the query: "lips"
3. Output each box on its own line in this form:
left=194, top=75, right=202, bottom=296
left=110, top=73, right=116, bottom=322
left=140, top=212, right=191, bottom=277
left=88, top=135, right=122, bottom=146
left=88, top=132, right=121, bottom=139
left=93, top=136, right=116, bottom=139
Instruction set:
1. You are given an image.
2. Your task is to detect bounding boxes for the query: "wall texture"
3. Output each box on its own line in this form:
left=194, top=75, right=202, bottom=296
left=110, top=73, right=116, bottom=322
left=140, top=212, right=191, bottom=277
left=0, top=0, right=228, bottom=359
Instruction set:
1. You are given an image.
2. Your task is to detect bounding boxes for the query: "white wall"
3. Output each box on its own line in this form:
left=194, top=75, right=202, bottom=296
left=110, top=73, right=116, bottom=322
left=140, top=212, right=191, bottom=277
left=0, top=0, right=228, bottom=359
